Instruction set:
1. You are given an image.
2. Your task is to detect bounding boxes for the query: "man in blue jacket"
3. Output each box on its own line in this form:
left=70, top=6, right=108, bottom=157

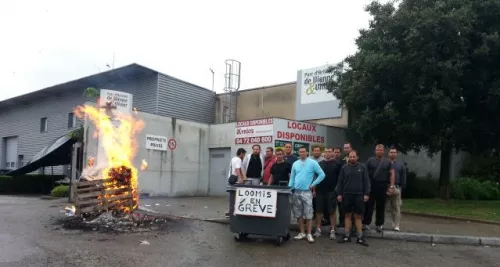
left=289, top=147, right=325, bottom=243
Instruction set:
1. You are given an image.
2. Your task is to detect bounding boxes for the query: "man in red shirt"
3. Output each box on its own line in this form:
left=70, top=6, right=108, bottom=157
left=262, top=147, right=276, bottom=185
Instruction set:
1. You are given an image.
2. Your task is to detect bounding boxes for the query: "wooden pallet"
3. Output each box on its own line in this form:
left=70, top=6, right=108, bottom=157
left=72, top=178, right=135, bottom=215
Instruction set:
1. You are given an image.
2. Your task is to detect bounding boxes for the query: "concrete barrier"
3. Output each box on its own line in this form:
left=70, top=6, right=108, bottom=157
left=432, top=234, right=480, bottom=246
left=383, top=231, right=433, bottom=243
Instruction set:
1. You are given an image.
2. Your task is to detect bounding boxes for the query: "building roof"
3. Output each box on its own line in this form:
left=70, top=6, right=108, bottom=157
left=0, top=63, right=212, bottom=109
left=216, top=81, right=296, bottom=95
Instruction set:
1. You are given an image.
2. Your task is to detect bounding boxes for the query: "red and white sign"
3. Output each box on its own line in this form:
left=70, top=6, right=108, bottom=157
left=235, top=119, right=274, bottom=144
left=236, top=118, right=273, bottom=127
left=273, top=119, right=327, bottom=143
left=235, top=135, right=273, bottom=145
left=168, top=138, right=177, bottom=150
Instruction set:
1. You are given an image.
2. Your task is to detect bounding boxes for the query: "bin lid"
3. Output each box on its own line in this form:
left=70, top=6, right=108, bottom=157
left=226, top=184, right=292, bottom=194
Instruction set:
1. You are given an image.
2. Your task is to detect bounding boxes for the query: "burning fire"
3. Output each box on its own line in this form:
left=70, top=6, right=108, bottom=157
left=74, top=102, right=145, bottom=212
left=140, top=159, right=148, bottom=171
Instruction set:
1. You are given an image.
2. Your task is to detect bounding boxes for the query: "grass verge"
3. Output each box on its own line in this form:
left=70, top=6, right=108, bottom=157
left=402, top=199, right=500, bottom=222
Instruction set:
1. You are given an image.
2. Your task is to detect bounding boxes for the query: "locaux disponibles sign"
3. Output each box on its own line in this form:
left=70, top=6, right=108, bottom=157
left=298, top=65, right=336, bottom=105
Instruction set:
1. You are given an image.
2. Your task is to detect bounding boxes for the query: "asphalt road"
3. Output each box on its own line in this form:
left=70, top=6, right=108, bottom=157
left=0, top=196, right=499, bottom=267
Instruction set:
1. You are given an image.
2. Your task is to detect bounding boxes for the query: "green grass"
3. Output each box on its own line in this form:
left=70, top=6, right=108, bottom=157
left=402, top=199, right=500, bottom=222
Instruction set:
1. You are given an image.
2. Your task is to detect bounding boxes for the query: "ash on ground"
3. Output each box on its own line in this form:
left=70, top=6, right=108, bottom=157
left=59, top=207, right=175, bottom=233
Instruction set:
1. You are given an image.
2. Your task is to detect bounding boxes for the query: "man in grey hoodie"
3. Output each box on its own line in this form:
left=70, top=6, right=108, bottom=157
left=336, top=150, right=370, bottom=246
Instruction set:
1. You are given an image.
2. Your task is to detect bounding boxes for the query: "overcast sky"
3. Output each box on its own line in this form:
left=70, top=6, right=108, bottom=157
left=0, top=0, right=375, bottom=101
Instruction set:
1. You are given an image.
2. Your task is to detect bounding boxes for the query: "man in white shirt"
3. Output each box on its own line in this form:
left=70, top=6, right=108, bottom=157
left=226, top=148, right=247, bottom=218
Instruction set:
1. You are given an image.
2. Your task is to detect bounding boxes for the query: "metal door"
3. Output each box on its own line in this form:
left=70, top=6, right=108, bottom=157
left=5, top=137, right=18, bottom=170
left=208, top=148, right=231, bottom=196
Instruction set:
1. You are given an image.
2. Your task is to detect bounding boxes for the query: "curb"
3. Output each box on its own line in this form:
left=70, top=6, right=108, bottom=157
left=401, top=211, right=500, bottom=226
left=40, top=195, right=63, bottom=200
left=201, top=217, right=499, bottom=247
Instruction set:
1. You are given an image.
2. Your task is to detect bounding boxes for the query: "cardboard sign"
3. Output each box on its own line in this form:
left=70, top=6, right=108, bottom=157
left=234, top=188, right=277, bottom=218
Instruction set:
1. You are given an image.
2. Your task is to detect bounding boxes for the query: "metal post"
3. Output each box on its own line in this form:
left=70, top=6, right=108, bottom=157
left=69, top=142, right=82, bottom=202
left=210, top=68, right=215, bottom=91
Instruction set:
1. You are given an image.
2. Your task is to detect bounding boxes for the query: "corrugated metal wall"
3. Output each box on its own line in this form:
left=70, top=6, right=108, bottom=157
left=157, top=74, right=215, bottom=124
left=0, top=74, right=158, bottom=174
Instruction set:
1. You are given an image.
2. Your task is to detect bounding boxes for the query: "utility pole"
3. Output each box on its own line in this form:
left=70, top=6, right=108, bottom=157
left=209, top=68, right=215, bottom=91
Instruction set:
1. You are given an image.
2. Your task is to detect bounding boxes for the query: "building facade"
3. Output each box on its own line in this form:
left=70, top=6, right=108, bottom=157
left=0, top=64, right=215, bottom=173
left=215, top=82, right=349, bottom=128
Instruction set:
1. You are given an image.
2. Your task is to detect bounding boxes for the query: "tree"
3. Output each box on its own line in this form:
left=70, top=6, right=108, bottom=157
left=327, top=0, right=500, bottom=198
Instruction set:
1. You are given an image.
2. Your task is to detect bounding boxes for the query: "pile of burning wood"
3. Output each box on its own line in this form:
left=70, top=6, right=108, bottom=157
left=72, top=164, right=136, bottom=216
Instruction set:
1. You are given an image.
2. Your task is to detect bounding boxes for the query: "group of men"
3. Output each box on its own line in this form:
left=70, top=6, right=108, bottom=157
left=227, top=142, right=407, bottom=247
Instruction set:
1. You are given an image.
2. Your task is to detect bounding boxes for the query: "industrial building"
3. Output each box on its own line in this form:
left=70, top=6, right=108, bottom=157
left=0, top=62, right=466, bottom=195
left=0, top=63, right=215, bottom=174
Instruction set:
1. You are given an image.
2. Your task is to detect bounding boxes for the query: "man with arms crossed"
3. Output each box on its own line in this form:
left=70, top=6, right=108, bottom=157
left=289, top=147, right=325, bottom=243
left=363, top=144, right=395, bottom=232
left=225, top=148, right=247, bottom=218
left=387, top=146, right=406, bottom=231
left=336, top=150, right=370, bottom=246
left=313, top=147, right=341, bottom=240
left=268, top=148, right=292, bottom=186
left=241, top=144, right=265, bottom=185
left=262, top=147, right=276, bottom=185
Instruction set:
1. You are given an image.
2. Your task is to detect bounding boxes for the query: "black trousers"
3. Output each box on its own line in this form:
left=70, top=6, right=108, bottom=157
left=363, top=182, right=388, bottom=226
left=338, top=202, right=344, bottom=226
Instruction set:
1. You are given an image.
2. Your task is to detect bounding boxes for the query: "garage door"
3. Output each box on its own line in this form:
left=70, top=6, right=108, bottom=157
left=5, top=137, right=19, bottom=170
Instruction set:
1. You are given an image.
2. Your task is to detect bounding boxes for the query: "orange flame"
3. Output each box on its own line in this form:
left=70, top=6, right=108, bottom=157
left=74, top=102, right=144, bottom=211
left=140, top=159, right=148, bottom=171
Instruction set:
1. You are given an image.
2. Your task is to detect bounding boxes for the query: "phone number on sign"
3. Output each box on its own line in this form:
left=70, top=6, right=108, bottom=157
left=235, top=136, right=273, bottom=144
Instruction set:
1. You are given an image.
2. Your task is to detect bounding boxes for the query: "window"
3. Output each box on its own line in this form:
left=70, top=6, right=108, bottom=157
left=40, top=117, right=48, bottom=132
left=68, top=112, right=76, bottom=128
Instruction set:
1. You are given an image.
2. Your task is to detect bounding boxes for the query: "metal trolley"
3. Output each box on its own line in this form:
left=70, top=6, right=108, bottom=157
left=227, top=182, right=292, bottom=246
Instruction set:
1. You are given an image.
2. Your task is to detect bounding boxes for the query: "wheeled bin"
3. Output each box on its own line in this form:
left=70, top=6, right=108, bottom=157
left=226, top=183, right=292, bottom=246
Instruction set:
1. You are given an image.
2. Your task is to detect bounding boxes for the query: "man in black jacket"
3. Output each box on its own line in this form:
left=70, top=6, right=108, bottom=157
left=336, top=150, right=370, bottom=246
left=313, top=147, right=342, bottom=240
left=337, top=143, right=351, bottom=227
left=363, top=144, right=395, bottom=232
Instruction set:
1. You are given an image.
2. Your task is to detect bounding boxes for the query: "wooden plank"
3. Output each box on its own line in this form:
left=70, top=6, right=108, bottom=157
left=76, top=194, right=133, bottom=206
left=77, top=187, right=130, bottom=199
left=76, top=178, right=115, bottom=187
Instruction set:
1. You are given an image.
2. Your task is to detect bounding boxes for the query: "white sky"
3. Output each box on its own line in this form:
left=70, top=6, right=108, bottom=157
left=0, top=0, right=375, bottom=101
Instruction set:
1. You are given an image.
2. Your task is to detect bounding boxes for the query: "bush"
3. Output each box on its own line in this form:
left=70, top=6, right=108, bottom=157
left=451, top=177, right=500, bottom=200
left=0, top=175, right=64, bottom=195
left=51, top=185, right=69, bottom=197
left=461, top=155, right=500, bottom=183
left=403, top=171, right=438, bottom=199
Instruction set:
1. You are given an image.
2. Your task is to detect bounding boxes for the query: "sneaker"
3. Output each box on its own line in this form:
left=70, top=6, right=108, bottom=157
left=307, top=234, right=315, bottom=243
left=376, top=225, right=383, bottom=233
left=362, top=224, right=370, bottom=231
left=313, top=228, right=322, bottom=238
left=294, top=233, right=306, bottom=240
left=394, top=226, right=400, bottom=232
left=338, top=236, right=351, bottom=243
left=356, top=237, right=369, bottom=246
left=329, top=230, right=336, bottom=240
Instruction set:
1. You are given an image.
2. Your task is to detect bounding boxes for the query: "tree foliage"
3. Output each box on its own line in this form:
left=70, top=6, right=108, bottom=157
left=327, top=0, right=500, bottom=198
